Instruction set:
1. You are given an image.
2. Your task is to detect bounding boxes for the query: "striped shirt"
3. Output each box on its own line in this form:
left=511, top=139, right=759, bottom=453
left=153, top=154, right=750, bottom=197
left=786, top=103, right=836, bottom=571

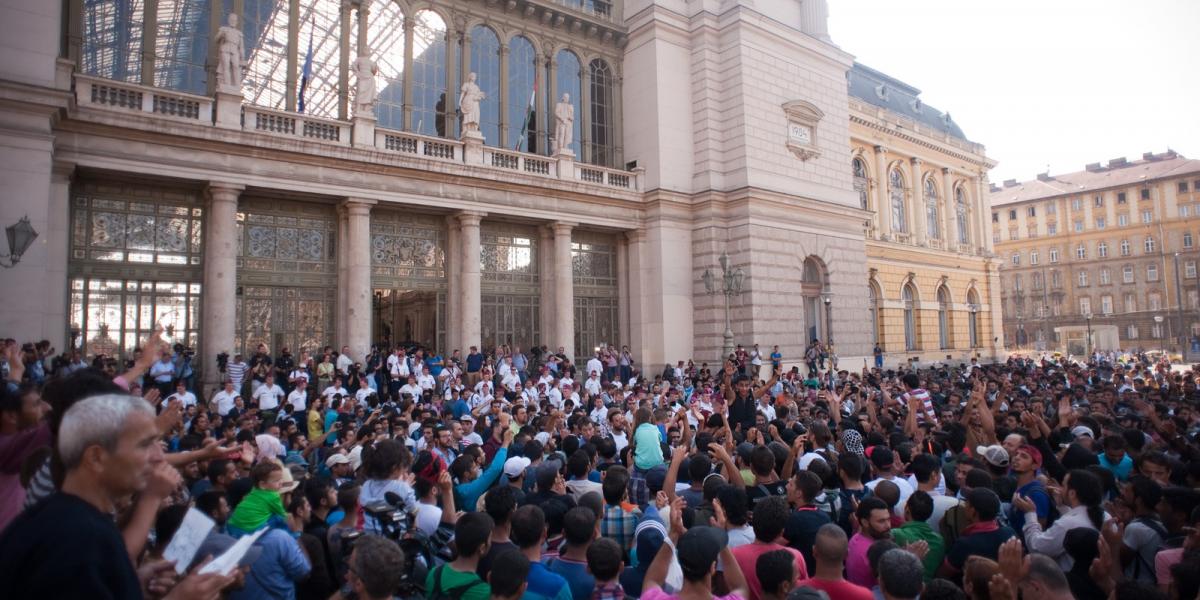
left=225, top=361, right=248, bottom=388
left=904, top=388, right=938, bottom=425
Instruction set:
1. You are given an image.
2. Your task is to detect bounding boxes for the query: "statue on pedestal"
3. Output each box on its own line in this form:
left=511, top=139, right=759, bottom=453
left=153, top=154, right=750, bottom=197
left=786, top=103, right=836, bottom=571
left=459, top=72, right=485, bottom=137
left=352, top=55, right=378, bottom=117
left=554, top=93, right=574, bottom=155
left=215, top=13, right=245, bottom=93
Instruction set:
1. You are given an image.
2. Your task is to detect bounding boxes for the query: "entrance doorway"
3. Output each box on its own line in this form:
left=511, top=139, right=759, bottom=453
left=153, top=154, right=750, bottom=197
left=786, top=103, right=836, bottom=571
left=373, top=289, right=443, bottom=351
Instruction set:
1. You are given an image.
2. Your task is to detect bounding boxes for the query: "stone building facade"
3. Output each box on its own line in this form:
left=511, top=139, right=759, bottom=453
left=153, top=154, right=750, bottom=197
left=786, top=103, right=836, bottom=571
left=0, top=0, right=1001, bottom=385
left=992, top=152, right=1200, bottom=354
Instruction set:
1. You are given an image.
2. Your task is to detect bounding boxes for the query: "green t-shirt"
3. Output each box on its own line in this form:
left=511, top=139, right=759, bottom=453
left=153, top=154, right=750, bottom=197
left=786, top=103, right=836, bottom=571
left=633, top=423, right=664, bottom=470
left=890, top=520, right=945, bottom=581
left=424, top=564, right=490, bottom=600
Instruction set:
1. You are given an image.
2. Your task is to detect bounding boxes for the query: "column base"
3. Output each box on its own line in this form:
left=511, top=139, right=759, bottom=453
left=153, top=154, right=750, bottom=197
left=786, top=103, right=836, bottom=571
left=352, top=115, right=377, bottom=148
left=214, top=91, right=243, bottom=130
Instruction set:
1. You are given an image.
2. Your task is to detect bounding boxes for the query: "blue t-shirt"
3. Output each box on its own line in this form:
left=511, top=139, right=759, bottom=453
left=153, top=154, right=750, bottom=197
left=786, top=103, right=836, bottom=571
left=544, top=556, right=594, bottom=600
left=1009, top=479, right=1050, bottom=532
left=524, top=561, right=574, bottom=600
left=466, top=353, right=484, bottom=373
left=1099, top=453, right=1134, bottom=482
left=228, top=528, right=310, bottom=600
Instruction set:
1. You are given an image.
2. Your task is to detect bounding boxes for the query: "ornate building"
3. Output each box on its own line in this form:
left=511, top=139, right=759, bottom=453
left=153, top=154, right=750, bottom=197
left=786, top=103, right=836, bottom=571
left=0, top=0, right=1001, bottom=385
left=992, top=152, right=1200, bottom=354
left=849, top=65, right=1001, bottom=364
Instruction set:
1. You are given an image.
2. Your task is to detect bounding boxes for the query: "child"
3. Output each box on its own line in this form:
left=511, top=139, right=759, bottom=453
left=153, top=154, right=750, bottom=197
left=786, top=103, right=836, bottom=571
left=587, top=538, right=625, bottom=600
left=226, top=460, right=296, bottom=537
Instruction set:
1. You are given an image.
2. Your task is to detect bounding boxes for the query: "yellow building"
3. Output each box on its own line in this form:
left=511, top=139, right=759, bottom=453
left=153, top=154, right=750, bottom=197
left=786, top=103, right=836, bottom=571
left=848, top=64, right=1002, bottom=365
left=992, top=152, right=1200, bottom=355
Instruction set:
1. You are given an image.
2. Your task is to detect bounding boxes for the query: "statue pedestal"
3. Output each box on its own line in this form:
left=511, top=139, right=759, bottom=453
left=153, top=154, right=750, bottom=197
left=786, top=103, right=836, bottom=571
left=554, top=148, right=575, bottom=180
left=462, top=130, right=485, bottom=165
left=214, top=90, right=243, bottom=130
left=352, top=115, right=376, bottom=149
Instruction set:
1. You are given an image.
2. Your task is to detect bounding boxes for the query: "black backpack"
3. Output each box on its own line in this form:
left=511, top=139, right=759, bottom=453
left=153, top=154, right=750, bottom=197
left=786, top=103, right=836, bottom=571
left=1130, top=516, right=1168, bottom=581
left=427, top=564, right=486, bottom=600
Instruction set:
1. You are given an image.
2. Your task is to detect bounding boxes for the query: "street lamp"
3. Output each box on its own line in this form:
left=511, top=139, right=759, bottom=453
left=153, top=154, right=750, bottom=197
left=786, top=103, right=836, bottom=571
left=1083, top=310, right=1093, bottom=359
left=0, top=216, right=38, bottom=268
left=822, top=292, right=833, bottom=344
left=1155, top=314, right=1165, bottom=352
left=702, top=250, right=745, bottom=359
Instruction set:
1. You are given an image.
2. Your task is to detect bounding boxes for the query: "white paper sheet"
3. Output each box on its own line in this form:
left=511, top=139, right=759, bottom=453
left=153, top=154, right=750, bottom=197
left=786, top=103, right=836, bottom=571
left=199, top=527, right=266, bottom=576
left=162, top=508, right=216, bottom=575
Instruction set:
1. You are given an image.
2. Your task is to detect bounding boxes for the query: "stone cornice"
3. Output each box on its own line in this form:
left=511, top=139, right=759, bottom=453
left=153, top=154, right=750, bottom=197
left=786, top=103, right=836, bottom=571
left=850, top=112, right=994, bottom=171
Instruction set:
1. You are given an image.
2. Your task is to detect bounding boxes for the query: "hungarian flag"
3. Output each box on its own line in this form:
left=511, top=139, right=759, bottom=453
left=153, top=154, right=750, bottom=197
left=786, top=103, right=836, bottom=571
left=298, top=26, right=314, bottom=113
left=515, top=69, right=538, bottom=151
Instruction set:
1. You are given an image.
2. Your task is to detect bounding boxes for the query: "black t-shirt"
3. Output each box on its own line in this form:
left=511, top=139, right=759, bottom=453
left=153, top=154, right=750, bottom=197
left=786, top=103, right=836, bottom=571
left=746, top=480, right=787, bottom=509
left=0, top=493, right=141, bottom=598
left=784, top=506, right=832, bottom=576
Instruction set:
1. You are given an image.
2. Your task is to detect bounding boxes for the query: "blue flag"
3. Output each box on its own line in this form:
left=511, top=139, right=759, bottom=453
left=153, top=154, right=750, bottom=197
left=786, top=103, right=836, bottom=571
left=298, top=27, right=313, bottom=113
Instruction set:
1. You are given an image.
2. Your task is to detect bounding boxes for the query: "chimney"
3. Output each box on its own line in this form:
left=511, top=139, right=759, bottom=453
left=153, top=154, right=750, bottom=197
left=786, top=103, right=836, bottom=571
left=1143, top=152, right=1157, bottom=161
left=1165, top=149, right=1179, bottom=159
left=1036, top=172, right=1051, bottom=182
left=989, top=183, right=1000, bottom=193
left=1085, top=162, right=1103, bottom=172
left=1003, top=179, right=1018, bottom=188
left=1108, top=157, right=1128, bottom=168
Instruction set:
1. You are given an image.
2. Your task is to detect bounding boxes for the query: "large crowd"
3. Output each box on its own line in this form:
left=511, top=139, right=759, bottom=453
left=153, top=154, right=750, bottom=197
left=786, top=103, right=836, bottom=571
left=2, top=331, right=1200, bottom=600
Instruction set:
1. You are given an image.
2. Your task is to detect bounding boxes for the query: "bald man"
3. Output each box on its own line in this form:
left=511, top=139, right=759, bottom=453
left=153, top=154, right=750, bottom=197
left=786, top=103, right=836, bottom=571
left=1016, top=554, right=1074, bottom=600
left=799, top=524, right=874, bottom=600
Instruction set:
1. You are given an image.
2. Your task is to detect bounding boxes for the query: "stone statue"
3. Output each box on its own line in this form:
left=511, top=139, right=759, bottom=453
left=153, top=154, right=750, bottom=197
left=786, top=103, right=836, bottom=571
left=458, top=72, right=485, bottom=135
left=352, top=55, right=378, bottom=117
left=554, top=93, right=574, bottom=154
left=214, top=13, right=245, bottom=92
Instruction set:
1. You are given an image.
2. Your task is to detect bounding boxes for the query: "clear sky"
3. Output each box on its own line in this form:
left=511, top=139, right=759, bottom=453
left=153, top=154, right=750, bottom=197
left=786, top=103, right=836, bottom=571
left=828, top=0, right=1199, bottom=184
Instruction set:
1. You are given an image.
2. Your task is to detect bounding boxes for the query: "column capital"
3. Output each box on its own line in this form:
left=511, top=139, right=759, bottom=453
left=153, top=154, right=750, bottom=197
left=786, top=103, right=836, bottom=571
left=910, top=157, right=922, bottom=165
left=873, top=145, right=887, bottom=154
left=941, top=166, right=951, bottom=175
left=340, top=197, right=377, bottom=213
left=51, top=160, right=76, bottom=182
left=624, top=228, right=646, bottom=243
left=551, top=221, right=577, bottom=235
left=456, top=210, right=487, bottom=226
left=206, top=182, right=244, bottom=201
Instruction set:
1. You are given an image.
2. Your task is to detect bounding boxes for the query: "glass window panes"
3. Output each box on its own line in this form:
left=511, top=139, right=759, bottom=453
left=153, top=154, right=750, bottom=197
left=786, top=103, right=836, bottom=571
left=554, top=49, right=583, bottom=157
left=72, top=194, right=204, bottom=265
left=890, top=170, right=907, bottom=233
left=588, top=58, right=617, bottom=167
left=1148, top=264, right=1159, bottom=281
left=1123, top=266, right=1134, bottom=283
left=70, top=276, right=201, bottom=361
left=411, top=10, right=449, bottom=137
left=853, top=159, right=869, bottom=210
left=468, top=25, right=501, bottom=145
left=506, top=35, right=540, bottom=154
left=153, top=0, right=211, bottom=94
left=370, top=0, right=407, bottom=130
left=82, top=0, right=145, bottom=83
left=925, top=178, right=939, bottom=239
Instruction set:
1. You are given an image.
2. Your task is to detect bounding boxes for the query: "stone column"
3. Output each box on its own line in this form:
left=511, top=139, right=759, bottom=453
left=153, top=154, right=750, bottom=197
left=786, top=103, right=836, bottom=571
left=539, top=225, right=555, bottom=347
left=612, top=69, right=624, bottom=167
left=799, top=0, right=831, bottom=42
left=874, top=146, right=892, bottom=238
left=341, top=199, right=374, bottom=361
left=141, top=0, right=158, bottom=88
left=498, top=42, right=510, bottom=149
left=285, top=0, right=300, bottom=111
left=580, top=61, right=592, bottom=164
left=553, top=222, right=576, bottom=360
left=617, top=234, right=630, bottom=346
left=356, top=0, right=370, bottom=56
left=201, top=183, right=243, bottom=387
left=46, top=163, right=74, bottom=350
left=445, top=216, right=462, bottom=353
left=943, top=168, right=958, bottom=251
left=447, top=25, right=461, bottom=139
left=402, top=18, right=415, bottom=130
left=625, top=229, right=645, bottom=359
left=537, top=53, right=552, bottom=154
left=337, top=0, right=352, bottom=120
left=336, top=206, right=348, bottom=347
left=976, top=176, right=993, bottom=254
left=910, top=158, right=926, bottom=246
left=458, top=212, right=484, bottom=351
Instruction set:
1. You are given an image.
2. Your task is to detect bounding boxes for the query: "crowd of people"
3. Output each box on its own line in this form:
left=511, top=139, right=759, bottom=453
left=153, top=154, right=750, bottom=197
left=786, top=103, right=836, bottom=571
left=3, top=330, right=1200, bottom=600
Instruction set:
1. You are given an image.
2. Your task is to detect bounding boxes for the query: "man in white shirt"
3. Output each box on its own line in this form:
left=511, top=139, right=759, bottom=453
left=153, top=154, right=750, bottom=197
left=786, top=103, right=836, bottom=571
left=584, top=372, right=603, bottom=396
left=286, top=379, right=308, bottom=415
left=756, top=393, right=776, bottom=422
left=416, top=370, right=436, bottom=391
left=501, top=369, right=522, bottom=396
left=546, top=384, right=564, bottom=412
left=560, top=383, right=581, bottom=410
left=521, top=380, right=540, bottom=407
left=289, top=365, right=310, bottom=389
left=336, top=345, right=354, bottom=377
left=166, top=380, right=198, bottom=410
left=586, top=353, right=604, bottom=382
left=209, top=380, right=238, bottom=416
left=354, top=384, right=373, bottom=409
left=323, top=375, right=349, bottom=402
left=253, top=374, right=285, bottom=414
left=398, top=375, right=423, bottom=402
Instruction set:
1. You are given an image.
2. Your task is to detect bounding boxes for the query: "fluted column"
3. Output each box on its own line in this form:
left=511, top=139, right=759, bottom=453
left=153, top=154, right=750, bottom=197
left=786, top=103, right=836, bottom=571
left=459, top=212, right=485, bottom=350
left=445, top=216, right=462, bottom=353
left=799, top=0, right=831, bottom=42
left=976, top=176, right=993, bottom=254
left=202, top=183, right=243, bottom=387
left=943, top=168, right=958, bottom=251
left=874, top=146, right=892, bottom=238
left=402, top=18, right=415, bottom=129
left=338, top=0, right=352, bottom=120
left=342, top=199, right=375, bottom=361
left=911, top=158, right=926, bottom=246
left=617, top=234, right=629, bottom=346
left=285, top=0, right=300, bottom=111
left=498, top=43, right=510, bottom=148
left=539, top=225, right=555, bottom=347
left=553, top=222, right=576, bottom=360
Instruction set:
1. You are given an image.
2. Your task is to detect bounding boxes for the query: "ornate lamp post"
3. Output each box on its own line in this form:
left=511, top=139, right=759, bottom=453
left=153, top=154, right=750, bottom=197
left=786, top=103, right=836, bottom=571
left=0, top=216, right=38, bottom=268
left=702, top=251, right=745, bottom=360
left=1083, top=310, right=1093, bottom=358
left=822, top=292, right=833, bottom=344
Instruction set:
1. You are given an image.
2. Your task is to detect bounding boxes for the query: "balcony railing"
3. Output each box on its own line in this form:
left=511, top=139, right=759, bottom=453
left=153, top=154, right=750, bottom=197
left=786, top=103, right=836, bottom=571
left=74, top=73, right=642, bottom=192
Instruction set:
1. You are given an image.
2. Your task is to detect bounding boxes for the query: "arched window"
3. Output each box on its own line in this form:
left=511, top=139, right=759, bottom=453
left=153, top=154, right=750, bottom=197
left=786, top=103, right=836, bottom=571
left=588, top=58, right=615, bottom=167
left=468, top=25, right=501, bottom=145
left=411, top=10, right=449, bottom=137
left=152, top=0, right=210, bottom=93
left=956, top=187, right=970, bottom=244
left=82, top=0, right=144, bottom=82
left=890, top=169, right=907, bottom=233
left=937, top=286, right=952, bottom=349
left=868, top=281, right=881, bottom=345
left=506, top=36, right=539, bottom=153
left=243, top=1, right=342, bottom=117
left=902, top=283, right=918, bottom=350
left=925, top=178, right=940, bottom=239
left=370, top=1, right=407, bottom=130
left=967, top=289, right=980, bottom=348
left=853, top=158, right=869, bottom=210
left=554, top=49, right=582, bottom=157
left=801, top=257, right=826, bottom=343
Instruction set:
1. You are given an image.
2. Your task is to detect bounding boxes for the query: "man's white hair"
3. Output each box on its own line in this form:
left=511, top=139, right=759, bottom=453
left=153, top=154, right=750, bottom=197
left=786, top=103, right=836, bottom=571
left=57, top=393, right=155, bottom=469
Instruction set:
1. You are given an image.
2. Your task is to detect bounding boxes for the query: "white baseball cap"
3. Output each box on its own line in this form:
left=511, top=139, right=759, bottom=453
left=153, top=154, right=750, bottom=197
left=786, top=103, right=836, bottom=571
left=503, top=456, right=532, bottom=478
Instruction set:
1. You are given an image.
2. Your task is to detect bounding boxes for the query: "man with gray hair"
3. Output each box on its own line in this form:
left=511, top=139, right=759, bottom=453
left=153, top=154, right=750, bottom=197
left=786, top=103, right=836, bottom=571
left=0, top=394, right=233, bottom=597
left=877, top=549, right=925, bottom=600
left=1016, top=553, right=1073, bottom=600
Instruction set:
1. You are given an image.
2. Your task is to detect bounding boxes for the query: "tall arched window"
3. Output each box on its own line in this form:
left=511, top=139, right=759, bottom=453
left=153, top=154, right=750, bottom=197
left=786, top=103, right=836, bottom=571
left=956, top=187, right=970, bottom=244
left=925, top=178, right=940, bottom=239
left=554, top=49, right=582, bottom=157
left=967, top=289, right=980, bottom=348
left=370, top=1, right=406, bottom=130
left=468, top=25, right=501, bottom=145
left=868, top=282, right=881, bottom=345
left=937, top=286, right=951, bottom=348
left=82, top=0, right=145, bottom=82
left=506, top=36, right=539, bottom=153
left=152, top=0, right=210, bottom=94
left=890, top=169, right=907, bottom=233
left=242, top=1, right=341, bottom=117
left=411, top=10, right=448, bottom=137
left=588, top=58, right=615, bottom=167
left=853, top=158, right=869, bottom=210
left=801, top=257, right=826, bottom=343
left=902, top=283, right=918, bottom=350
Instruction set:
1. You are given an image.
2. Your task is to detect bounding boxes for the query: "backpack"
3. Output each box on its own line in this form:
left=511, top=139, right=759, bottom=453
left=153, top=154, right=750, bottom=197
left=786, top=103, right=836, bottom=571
left=427, top=564, right=485, bottom=600
left=1130, top=516, right=1168, bottom=581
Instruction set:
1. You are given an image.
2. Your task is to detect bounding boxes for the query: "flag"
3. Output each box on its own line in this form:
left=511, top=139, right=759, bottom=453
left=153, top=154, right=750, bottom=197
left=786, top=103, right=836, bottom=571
left=515, top=69, right=538, bottom=152
left=298, top=25, right=314, bottom=113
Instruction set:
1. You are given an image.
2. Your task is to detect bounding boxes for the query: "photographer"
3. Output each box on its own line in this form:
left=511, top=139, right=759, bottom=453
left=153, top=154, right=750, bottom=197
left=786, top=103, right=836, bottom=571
left=359, top=439, right=418, bottom=535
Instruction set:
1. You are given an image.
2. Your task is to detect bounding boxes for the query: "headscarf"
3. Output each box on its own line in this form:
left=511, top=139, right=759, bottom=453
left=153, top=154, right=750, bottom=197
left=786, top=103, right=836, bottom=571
left=255, top=434, right=285, bottom=463
left=842, top=429, right=865, bottom=456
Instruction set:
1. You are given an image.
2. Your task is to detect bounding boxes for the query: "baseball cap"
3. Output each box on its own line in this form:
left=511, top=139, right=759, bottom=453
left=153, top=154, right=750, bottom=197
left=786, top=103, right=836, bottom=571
left=644, top=464, right=668, bottom=494
left=975, top=444, right=1010, bottom=468
left=348, top=445, right=364, bottom=471
left=503, top=456, right=532, bottom=478
left=1071, top=425, right=1095, bottom=439
left=675, top=526, right=727, bottom=578
left=325, top=453, right=351, bottom=469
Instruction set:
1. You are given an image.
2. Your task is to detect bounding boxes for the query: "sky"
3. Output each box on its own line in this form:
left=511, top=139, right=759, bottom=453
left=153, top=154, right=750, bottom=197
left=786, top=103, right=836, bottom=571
left=828, top=0, right=1200, bottom=184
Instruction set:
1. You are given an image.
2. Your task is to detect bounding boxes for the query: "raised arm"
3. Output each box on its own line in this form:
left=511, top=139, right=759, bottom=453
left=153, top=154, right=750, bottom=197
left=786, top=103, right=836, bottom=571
left=663, top=444, right=687, bottom=503
left=710, top=442, right=744, bottom=490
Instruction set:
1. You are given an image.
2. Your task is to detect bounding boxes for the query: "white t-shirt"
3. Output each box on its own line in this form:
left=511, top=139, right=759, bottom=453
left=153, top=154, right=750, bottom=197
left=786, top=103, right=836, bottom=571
left=398, top=383, right=423, bottom=400
left=165, top=391, right=198, bottom=410
left=866, top=475, right=915, bottom=506
left=584, top=377, right=602, bottom=396
left=586, top=358, right=604, bottom=378
left=286, top=389, right=307, bottom=413
left=417, top=373, right=436, bottom=391
left=323, top=386, right=349, bottom=402
left=211, top=390, right=237, bottom=416
left=289, top=369, right=310, bottom=385
left=355, top=387, right=373, bottom=408
left=336, top=353, right=353, bottom=375
left=612, top=430, right=629, bottom=454
left=253, top=384, right=284, bottom=411
left=501, top=372, right=522, bottom=393
left=388, top=355, right=409, bottom=379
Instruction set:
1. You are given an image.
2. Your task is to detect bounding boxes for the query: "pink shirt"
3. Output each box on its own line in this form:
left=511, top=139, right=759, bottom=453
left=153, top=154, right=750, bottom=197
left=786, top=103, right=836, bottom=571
left=846, top=532, right=877, bottom=589
left=642, top=588, right=744, bottom=600
left=730, top=542, right=807, bottom=600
